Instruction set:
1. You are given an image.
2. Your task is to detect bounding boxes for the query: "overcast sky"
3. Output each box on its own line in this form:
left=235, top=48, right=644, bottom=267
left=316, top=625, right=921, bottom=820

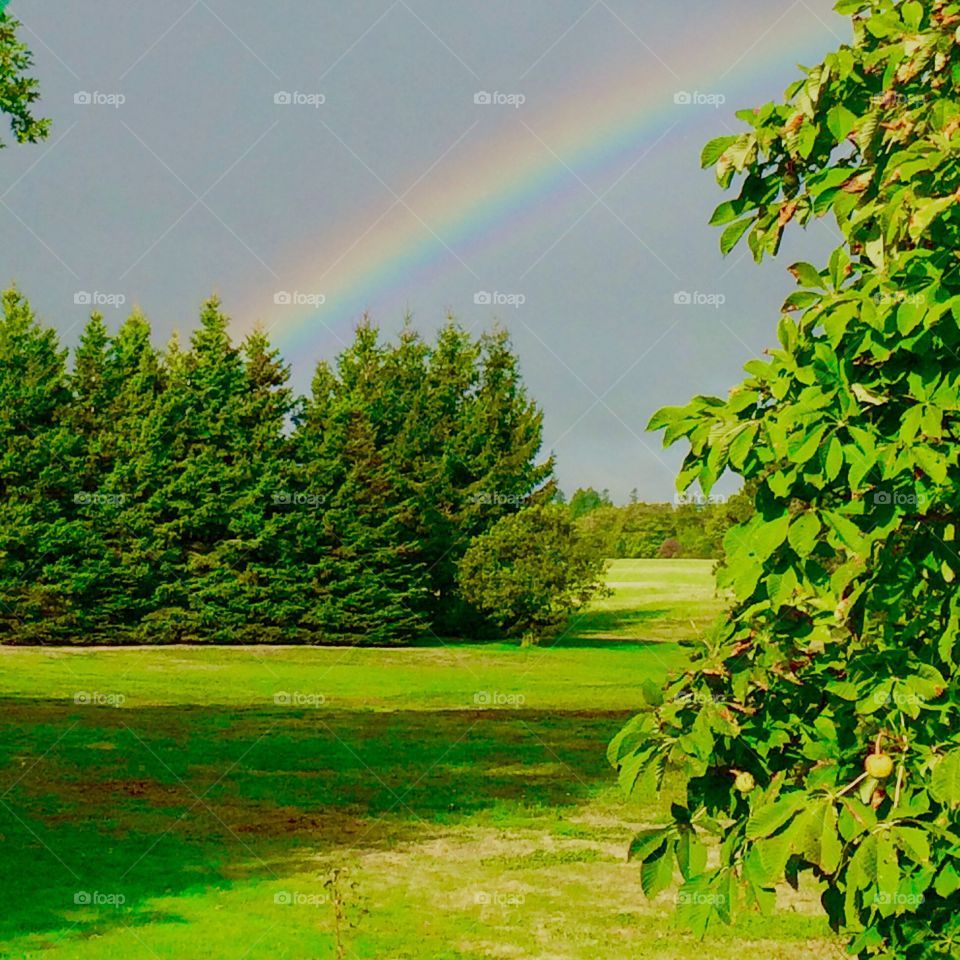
left=4, top=0, right=848, bottom=501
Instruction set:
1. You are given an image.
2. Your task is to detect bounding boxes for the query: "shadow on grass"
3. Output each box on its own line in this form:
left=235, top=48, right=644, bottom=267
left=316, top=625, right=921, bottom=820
left=554, top=606, right=694, bottom=646
left=0, top=699, right=634, bottom=946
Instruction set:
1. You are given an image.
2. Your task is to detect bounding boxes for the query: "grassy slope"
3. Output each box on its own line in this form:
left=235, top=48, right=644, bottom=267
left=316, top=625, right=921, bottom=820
left=0, top=561, right=842, bottom=959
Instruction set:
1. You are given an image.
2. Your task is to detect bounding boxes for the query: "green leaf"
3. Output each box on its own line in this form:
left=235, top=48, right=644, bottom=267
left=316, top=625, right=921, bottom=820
left=934, top=863, right=960, bottom=897
left=826, top=105, right=858, bottom=142
left=751, top=514, right=791, bottom=562
left=746, top=792, right=808, bottom=840
left=914, top=446, right=948, bottom=485
left=640, top=843, right=675, bottom=898
left=828, top=246, right=851, bottom=289
left=901, top=0, right=923, bottom=29
left=628, top=828, right=671, bottom=863
left=824, top=511, right=865, bottom=552
left=676, top=827, right=708, bottom=880
left=788, top=512, right=821, bottom=557
left=931, top=751, right=960, bottom=808
left=710, top=199, right=749, bottom=226
left=647, top=405, right=689, bottom=433
left=720, top=217, right=754, bottom=256
left=894, top=826, right=930, bottom=865
left=701, top=135, right=738, bottom=168
left=848, top=834, right=878, bottom=890
left=825, top=436, right=844, bottom=481
left=787, top=261, right=826, bottom=289
left=820, top=804, right=843, bottom=875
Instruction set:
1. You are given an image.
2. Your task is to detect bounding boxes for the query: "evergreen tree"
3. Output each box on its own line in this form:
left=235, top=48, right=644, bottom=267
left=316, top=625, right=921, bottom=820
left=0, top=299, right=557, bottom=646
left=92, top=311, right=166, bottom=637
left=69, top=312, right=110, bottom=481
left=0, top=290, right=86, bottom=640
left=291, top=329, right=430, bottom=644
left=222, top=327, right=301, bottom=640
left=138, top=298, right=249, bottom=641
left=392, top=323, right=555, bottom=632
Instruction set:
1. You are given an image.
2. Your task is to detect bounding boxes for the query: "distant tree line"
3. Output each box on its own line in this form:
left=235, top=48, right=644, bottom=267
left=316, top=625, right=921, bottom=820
left=562, top=486, right=754, bottom=559
left=0, top=289, right=590, bottom=645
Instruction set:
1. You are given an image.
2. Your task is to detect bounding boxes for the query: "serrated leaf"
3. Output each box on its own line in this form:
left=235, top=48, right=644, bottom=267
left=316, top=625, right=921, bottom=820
left=750, top=514, right=791, bottom=563
left=720, top=217, right=754, bottom=256
left=825, top=436, right=844, bottom=481
left=894, top=826, right=930, bottom=865
left=788, top=261, right=826, bottom=289
left=914, top=446, right=948, bottom=485
left=848, top=834, right=878, bottom=890
left=788, top=512, right=821, bottom=557
left=826, top=104, right=858, bottom=142
left=820, top=804, right=842, bottom=874
left=676, top=827, right=708, bottom=880
left=746, top=791, right=808, bottom=840
left=640, top=843, right=675, bottom=898
left=934, top=862, right=960, bottom=897
left=628, top=828, right=671, bottom=863
left=701, top=135, right=738, bottom=168
left=931, top=751, right=960, bottom=807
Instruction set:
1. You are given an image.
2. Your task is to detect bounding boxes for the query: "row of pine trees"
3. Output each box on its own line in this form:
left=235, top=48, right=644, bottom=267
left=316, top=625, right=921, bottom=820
left=0, top=289, right=554, bottom=644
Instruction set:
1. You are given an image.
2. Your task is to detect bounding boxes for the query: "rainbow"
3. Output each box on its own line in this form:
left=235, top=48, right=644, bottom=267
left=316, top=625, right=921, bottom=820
left=257, top=12, right=840, bottom=354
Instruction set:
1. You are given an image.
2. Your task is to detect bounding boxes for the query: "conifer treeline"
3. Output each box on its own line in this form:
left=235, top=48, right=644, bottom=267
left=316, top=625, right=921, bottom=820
left=0, top=290, right=554, bottom=645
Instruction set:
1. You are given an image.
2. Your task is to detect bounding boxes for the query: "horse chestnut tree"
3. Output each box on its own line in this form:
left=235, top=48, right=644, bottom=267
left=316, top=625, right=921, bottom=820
left=611, top=2, right=960, bottom=956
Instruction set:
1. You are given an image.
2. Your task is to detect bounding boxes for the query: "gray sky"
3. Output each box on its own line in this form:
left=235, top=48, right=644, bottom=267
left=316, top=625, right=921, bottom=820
left=4, top=1, right=847, bottom=501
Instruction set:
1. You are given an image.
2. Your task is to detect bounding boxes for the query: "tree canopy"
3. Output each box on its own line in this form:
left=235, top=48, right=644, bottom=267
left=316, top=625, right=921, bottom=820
left=612, top=1, right=960, bottom=956
left=0, top=292, right=554, bottom=645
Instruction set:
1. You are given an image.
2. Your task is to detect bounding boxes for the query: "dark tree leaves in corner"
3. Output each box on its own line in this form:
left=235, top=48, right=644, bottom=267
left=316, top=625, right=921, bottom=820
left=0, top=7, right=49, bottom=147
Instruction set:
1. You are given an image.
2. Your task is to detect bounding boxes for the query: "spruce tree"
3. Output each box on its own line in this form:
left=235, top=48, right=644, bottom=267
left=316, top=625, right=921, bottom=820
left=0, top=290, right=86, bottom=640
left=291, top=330, right=430, bottom=645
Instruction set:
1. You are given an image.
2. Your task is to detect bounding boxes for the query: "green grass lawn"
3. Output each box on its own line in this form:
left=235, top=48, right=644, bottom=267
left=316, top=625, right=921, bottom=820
left=0, top=561, right=842, bottom=959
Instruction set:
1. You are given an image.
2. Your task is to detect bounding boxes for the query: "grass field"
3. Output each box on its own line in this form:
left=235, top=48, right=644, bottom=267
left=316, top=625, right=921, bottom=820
left=0, top=561, right=842, bottom=959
